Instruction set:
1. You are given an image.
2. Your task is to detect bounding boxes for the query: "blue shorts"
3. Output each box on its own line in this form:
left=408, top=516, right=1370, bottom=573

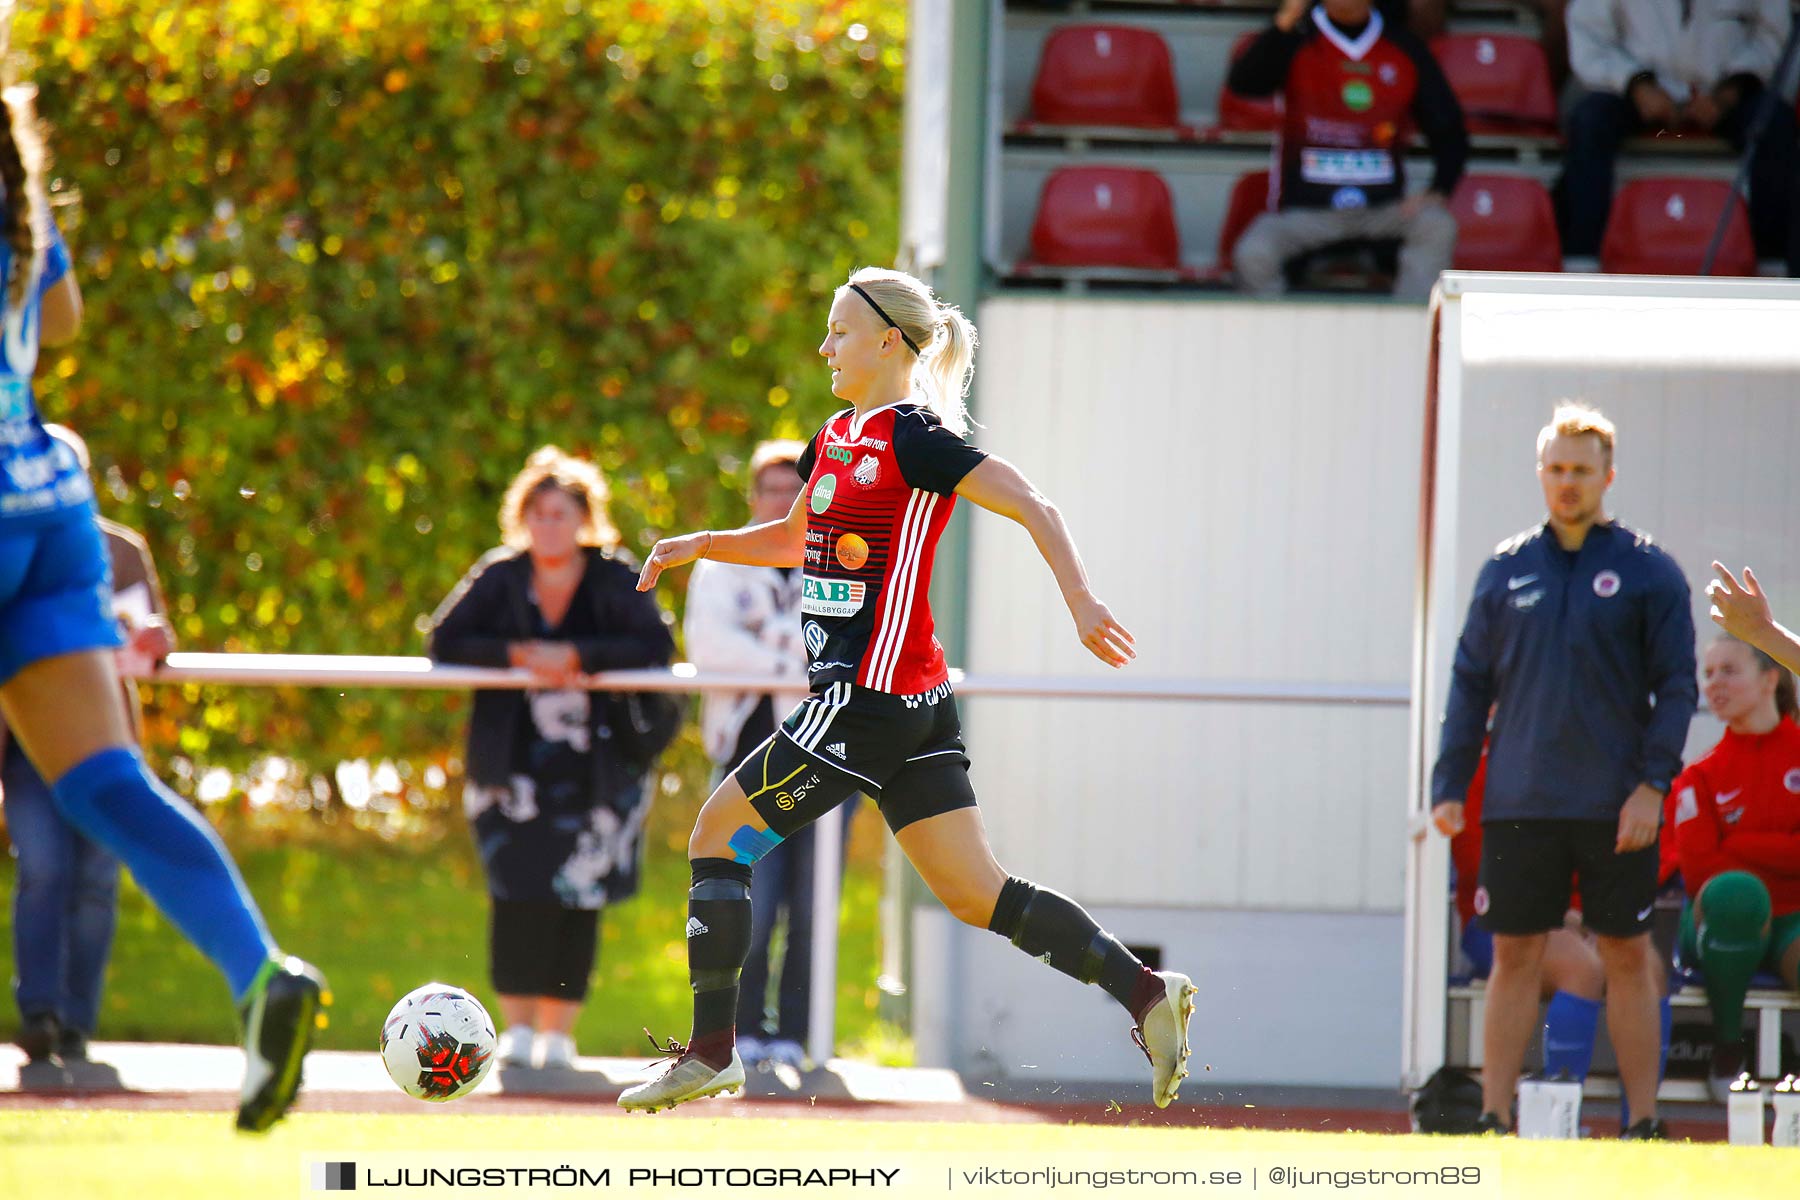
left=0, top=505, right=122, bottom=686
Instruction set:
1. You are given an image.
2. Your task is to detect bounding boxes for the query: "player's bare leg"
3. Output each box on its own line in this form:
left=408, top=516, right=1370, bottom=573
left=1, top=649, right=327, bottom=1132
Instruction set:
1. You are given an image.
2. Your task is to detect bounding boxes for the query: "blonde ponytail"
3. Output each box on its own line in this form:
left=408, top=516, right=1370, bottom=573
left=843, top=266, right=980, bottom=438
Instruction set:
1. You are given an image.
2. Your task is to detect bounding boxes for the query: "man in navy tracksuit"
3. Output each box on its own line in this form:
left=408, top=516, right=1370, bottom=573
left=1432, top=404, right=1696, bottom=1139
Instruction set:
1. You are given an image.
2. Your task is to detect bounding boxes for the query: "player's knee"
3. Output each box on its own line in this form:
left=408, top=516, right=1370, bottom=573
left=1491, top=932, right=1547, bottom=970
left=1698, top=870, right=1772, bottom=937
left=936, top=880, right=1003, bottom=928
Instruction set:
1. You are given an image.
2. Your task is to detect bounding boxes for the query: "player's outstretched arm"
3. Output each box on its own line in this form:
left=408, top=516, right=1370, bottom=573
left=954, top=456, right=1136, bottom=668
left=1709, top=562, right=1800, bottom=675
left=637, top=489, right=809, bottom=591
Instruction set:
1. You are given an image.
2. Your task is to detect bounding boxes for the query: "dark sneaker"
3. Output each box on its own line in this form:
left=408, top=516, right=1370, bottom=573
left=14, top=1012, right=59, bottom=1064
left=55, top=1027, right=89, bottom=1063
left=1472, top=1111, right=1510, bottom=1135
left=235, top=956, right=329, bottom=1133
left=617, top=1032, right=744, bottom=1113
left=1620, top=1117, right=1670, bottom=1141
left=1708, top=1042, right=1749, bottom=1105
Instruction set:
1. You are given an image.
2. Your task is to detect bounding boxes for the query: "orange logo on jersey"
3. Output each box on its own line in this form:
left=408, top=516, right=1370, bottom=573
left=836, top=533, right=869, bottom=570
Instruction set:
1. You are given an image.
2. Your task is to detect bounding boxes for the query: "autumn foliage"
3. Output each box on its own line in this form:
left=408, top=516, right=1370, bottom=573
left=17, top=1, right=903, bottom=810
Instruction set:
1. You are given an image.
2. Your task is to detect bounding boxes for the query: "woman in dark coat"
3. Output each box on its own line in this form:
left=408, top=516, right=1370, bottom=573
left=429, top=446, right=674, bottom=1070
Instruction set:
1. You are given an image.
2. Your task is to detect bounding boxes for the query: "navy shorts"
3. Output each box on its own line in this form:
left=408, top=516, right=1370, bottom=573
left=0, top=506, right=122, bottom=686
left=1478, top=819, right=1658, bottom=938
left=732, top=681, right=975, bottom=838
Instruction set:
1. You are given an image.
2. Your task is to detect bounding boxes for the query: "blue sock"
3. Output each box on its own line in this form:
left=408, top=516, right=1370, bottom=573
left=1542, top=990, right=1601, bottom=1080
left=52, top=747, right=275, bottom=1000
left=1619, top=997, right=1674, bottom=1130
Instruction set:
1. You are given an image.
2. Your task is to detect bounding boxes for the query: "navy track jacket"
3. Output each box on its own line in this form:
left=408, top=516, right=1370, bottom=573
left=1431, top=520, right=1697, bottom=822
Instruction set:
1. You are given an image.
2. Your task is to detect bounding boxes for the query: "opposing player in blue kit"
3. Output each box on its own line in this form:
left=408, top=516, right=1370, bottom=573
left=0, top=82, right=325, bottom=1131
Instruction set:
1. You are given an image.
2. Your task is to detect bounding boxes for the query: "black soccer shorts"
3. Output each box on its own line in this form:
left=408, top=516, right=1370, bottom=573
left=731, top=681, right=976, bottom=838
left=1477, top=819, right=1659, bottom=938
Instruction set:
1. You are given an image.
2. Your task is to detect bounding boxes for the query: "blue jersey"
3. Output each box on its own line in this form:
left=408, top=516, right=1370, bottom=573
left=0, top=219, right=91, bottom=530
left=1431, top=520, right=1697, bottom=822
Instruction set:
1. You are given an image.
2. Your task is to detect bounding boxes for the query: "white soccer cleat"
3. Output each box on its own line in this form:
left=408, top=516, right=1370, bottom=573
left=1132, top=970, right=1198, bottom=1109
left=496, top=1026, right=535, bottom=1068
left=618, top=1038, right=745, bottom=1113
left=537, top=1031, right=577, bottom=1070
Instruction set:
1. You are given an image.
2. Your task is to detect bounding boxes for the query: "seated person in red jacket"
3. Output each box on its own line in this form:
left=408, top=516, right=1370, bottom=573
left=1227, top=0, right=1467, bottom=301
left=1448, top=750, right=1606, bottom=1081
left=1670, top=635, right=1800, bottom=1098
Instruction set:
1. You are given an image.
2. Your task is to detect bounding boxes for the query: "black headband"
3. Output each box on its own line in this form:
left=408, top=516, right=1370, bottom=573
left=848, top=282, right=921, bottom=355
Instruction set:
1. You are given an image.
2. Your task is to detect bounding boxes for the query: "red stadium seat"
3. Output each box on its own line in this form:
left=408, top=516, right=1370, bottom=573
left=1600, top=178, right=1757, bottom=276
left=1023, top=166, right=1183, bottom=271
left=1449, top=175, right=1562, bottom=272
left=1214, top=169, right=1276, bottom=275
left=1028, top=25, right=1184, bottom=131
left=1216, top=32, right=1282, bottom=133
left=1429, top=34, right=1557, bottom=135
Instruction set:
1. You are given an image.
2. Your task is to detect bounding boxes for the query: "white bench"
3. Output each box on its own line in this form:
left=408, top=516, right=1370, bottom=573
left=1446, top=980, right=1800, bottom=1102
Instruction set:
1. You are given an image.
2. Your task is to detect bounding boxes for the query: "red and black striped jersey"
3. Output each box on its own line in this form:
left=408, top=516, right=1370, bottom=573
left=794, top=402, right=986, bottom=696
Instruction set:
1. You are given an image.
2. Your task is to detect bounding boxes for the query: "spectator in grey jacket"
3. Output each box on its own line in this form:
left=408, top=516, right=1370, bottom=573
left=684, top=440, right=855, bottom=1073
left=1561, top=0, right=1799, bottom=274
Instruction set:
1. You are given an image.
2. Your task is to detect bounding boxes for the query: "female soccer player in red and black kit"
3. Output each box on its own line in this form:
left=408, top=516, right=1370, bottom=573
left=620, top=267, right=1197, bottom=1112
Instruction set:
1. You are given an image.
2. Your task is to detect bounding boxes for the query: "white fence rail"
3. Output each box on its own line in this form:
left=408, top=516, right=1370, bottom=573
left=129, top=653, right=1405, bottom=1067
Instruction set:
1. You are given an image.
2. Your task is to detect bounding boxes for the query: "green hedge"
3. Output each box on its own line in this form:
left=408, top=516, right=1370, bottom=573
left=15, top=0, right=903, bottom=814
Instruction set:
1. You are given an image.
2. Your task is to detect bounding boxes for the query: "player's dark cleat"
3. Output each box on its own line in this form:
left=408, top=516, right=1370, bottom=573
left=617, top=1031, right=744, bottom=1113
left=1620, top=1116, right=1671, bottom=1141
left=236, top=956, right=329, bottom=1133
left=55, top=1027, right=90, bottom=1063
left=1471, top=1112, right=1510, bottom=1135
left=1131, top=970, right=1198, bottom=1108
left=1708, top=1042, right=1748, bottom=1105
left=14, top=1011, right=59, bottom=1064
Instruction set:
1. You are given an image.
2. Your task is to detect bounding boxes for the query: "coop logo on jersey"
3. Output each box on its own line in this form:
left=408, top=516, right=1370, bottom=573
left=824, top=445, right=854, bottom=465
left=1785, top=768, right=1800, bottom=794
left=852, top=454, right=880, bottom=487
left=1593, top=570, right=1621, bottom=598
left=803, top=621, right=827, bottom=658
left=802, top=576, right=866, bottom=617
left=809, top=474, right=837, bottom=514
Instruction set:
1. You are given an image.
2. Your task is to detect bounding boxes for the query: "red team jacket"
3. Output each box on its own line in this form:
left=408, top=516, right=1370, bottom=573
left=1670, top=719, right=1800, bottom=914
left=794, top=402, right=986, bottom=697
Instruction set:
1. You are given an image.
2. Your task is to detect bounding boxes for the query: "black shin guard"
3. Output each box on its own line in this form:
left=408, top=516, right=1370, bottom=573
left=988, top=876, right=1149, bottom=1014
left=688, top=857, right=754, bottom=1039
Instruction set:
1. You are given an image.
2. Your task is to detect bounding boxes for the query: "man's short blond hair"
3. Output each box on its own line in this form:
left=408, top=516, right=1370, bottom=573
left=1537, top=403, right=1616, bottom=466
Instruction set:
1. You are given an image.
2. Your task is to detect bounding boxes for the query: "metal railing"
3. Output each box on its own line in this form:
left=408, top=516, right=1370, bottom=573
left=132, top=653, right=1407, bottom=1065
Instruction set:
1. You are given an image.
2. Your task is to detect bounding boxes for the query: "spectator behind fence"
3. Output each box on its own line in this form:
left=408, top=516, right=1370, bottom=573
left=428, top=445, right=675, bottom=1071
left=1431, top=404, right=1696, bottom=1139
left=1562, top=0, right=1800, bottom=275
left=6, top=424, right=173, bottom=1072
left=683, top=439, right=856, bottom=1073
left=1447, top=746, right=1608, bottom=1085
left=1669, top=635, right=1800, bottom=1100
left=1227, top=0, right=1467, bottom=301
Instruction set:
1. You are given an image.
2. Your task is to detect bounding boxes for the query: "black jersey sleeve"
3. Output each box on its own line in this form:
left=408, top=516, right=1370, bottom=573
left=892, top=407, right=987, bottom=496
left=796, top=421, right=826, bottom=481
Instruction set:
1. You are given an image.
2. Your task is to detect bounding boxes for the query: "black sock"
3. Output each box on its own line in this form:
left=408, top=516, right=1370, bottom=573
left=687, top=857, right=753, bottom=1066
left=987, top=876, right=1160, bottom=1019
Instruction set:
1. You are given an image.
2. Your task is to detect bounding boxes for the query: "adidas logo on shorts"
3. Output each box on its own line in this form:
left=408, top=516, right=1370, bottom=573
left=685, top=917, right=710, bottom=938
left=825, top=742, right=847, bottom=760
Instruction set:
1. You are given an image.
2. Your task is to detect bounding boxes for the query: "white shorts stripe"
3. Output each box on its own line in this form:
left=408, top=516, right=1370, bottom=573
left=795, top=682, right=849, bottom=750
left=902, top=748, right=963, bottom=764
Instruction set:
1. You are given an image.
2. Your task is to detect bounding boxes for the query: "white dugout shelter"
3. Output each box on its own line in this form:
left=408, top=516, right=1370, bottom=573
left=1404, top=273, right=1800, bottom=1091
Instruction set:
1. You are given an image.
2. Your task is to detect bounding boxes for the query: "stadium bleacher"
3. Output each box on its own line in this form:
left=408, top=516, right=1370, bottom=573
left=995, top=2, right=1774, bottom=289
